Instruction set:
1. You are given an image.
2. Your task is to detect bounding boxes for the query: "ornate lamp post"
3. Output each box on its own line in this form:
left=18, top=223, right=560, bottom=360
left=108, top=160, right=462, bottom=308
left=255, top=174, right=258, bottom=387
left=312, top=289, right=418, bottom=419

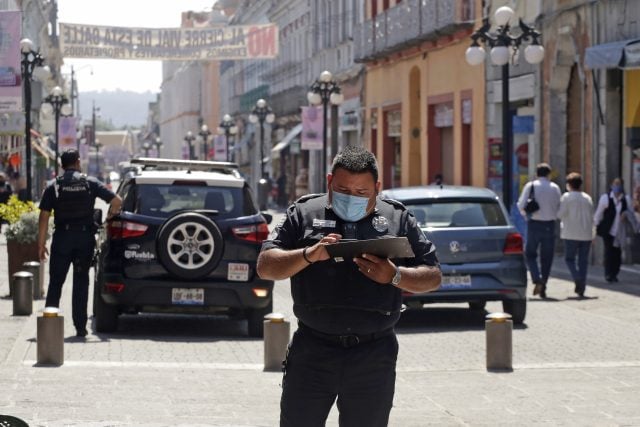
left=153, top=137, right=163, bottom=158
left=307, top=70, right=344, bottom=191
left=95, top=139, right=103, bottom=180
left=465, top=6, right=544, bottom=211
left=199, top=124, right=212, bottom=161
left=184, top=131, right=195, bottom=160
left=20, top=38, right=50, bottom=200
left=142, top=141, right=151, bottom=157
left=217, top=114, right=238, bottom=162
left=41, top=86, right=72, bottom=176
left=249, top=99, right=275, bottom=210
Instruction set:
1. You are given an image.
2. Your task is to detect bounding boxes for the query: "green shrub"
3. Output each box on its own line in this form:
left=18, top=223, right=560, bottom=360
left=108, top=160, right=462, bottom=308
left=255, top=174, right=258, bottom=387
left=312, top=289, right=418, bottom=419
left=5, top=211, right=41, bottom=243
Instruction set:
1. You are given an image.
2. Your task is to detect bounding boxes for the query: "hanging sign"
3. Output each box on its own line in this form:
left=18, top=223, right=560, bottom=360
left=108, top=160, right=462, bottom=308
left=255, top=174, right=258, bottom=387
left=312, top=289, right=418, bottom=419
left=58, top=23, right=279, bottom=61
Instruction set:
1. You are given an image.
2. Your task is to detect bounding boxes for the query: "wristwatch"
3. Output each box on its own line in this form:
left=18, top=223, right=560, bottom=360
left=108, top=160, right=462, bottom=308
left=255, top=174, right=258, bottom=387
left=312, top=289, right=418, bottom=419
left=390, top=265, right=401, bottom=286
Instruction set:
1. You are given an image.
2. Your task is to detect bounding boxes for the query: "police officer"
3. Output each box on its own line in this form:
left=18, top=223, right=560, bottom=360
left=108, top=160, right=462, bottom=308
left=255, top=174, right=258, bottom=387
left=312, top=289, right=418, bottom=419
left=37, top=149, right=122, bottom=338
left=257, top=146, right=441, bottom=427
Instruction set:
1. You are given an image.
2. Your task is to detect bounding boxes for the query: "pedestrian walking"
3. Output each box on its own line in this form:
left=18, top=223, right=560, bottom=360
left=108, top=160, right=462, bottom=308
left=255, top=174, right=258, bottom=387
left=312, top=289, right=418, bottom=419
left=37, top=149, right=122, bottom=337
left=517, top=163, right=561, bottom=298
left=557, top=173, right=594, bottom=297
left=594, top=177, right=636, bottom=282
left=257, top=145, right=441, bottom=427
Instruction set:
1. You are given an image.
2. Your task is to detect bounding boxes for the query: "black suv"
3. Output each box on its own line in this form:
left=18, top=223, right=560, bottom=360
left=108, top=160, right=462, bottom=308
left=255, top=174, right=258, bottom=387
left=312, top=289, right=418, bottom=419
left=93, top=158, right=274, bottom=337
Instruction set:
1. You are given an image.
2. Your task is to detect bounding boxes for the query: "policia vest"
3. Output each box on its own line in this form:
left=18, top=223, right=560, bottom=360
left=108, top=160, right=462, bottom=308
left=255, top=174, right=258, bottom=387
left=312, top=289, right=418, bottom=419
left=53, top=172, right=94, bottom=225
left=291, top=194, right=407, bottom=322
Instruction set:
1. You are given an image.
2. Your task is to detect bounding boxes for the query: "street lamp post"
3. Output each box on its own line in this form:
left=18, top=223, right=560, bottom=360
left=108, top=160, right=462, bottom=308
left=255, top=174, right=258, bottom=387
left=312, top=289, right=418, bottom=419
left=217, top=114, right=238, bottom=162
left=153, top=137, right=163, bottom=158
left=307, top=70, right=344, bottom=192
left=91, top=101, right=100, bottom=145
left=142, top=142, right=151, bottom=157
left=184, top=131, right=195, bottom=160
left=20, top=38, right=50, bottom=201
left=465, top=6, right=544, bottom=211
left=42, top=86, right=72, bottom=176
left=249, top=99, right=276, bottom=210
left=199, top=125, right=212, bottom=161
left=95, top=139, right=103, bottom=180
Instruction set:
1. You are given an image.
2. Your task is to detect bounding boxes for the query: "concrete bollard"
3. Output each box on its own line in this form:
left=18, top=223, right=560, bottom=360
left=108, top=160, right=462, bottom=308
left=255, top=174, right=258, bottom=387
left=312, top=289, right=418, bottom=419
left=22, top=261, right=43, bottom=299
left=12, top=271, right=33, bottom=316
left=263, top=312, right=290, bottom=372
left=37, top=307, right=64, bottom=366
left=485, top=312, right=513, bottom=371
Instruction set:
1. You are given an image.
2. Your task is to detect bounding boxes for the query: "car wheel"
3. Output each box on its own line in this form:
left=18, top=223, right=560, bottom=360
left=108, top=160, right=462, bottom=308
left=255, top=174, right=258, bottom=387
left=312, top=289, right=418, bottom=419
left=246, top=300, right=273, bottom=338
left=468, top=301, right=487, bottom=311
left=502, top=299, right=526, bottom=324
left=157, top=212, right=224, bottom=280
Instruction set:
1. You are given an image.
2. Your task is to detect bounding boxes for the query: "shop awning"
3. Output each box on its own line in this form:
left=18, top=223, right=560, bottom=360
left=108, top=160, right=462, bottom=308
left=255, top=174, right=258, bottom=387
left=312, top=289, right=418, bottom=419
left=585, top=38, right=640, bottom=69
left=271, top=124, right=302, bottom=160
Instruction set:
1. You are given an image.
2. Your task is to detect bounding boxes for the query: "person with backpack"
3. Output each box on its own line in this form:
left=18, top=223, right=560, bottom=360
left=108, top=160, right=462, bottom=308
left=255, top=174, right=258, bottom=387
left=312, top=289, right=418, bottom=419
left=37, top=149, right=122, bottom=338
left=594, top=177, right=634, bottom=283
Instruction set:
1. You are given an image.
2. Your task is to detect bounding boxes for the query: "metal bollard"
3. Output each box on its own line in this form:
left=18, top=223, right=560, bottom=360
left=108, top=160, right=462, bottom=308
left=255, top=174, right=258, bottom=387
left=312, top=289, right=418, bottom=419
left=263, top=312, right=290, bottom=372
left=22, top=261, right=43, bottom=300
left=12, top=271, right=33, bottom=316
left=37, top=307, right=64, bottom=366
left=485, top=312, right=513, bottom=371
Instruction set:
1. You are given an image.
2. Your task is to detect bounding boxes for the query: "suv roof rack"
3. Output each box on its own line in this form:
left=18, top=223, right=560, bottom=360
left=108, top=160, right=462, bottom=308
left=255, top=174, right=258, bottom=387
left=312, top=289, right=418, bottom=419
left=131, top=158, right=240, bottom=175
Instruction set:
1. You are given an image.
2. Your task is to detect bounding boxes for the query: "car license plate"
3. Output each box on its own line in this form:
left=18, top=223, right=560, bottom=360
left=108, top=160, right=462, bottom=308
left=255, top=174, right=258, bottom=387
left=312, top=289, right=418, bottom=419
left=228, top=263, right=249, bottom=281
left=171, top=288, right=204, bottom=305
left=441, top=275, right=472, bottom=288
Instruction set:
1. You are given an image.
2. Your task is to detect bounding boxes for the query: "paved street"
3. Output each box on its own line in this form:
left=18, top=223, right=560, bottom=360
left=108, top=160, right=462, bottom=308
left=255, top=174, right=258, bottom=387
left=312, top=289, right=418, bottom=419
left=1, top=209, right=640, bottom=426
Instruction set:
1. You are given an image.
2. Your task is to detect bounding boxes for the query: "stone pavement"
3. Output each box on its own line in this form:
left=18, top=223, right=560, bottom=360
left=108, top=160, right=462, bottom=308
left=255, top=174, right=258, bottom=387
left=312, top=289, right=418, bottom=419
left=2, top=223, right=640, bottom=426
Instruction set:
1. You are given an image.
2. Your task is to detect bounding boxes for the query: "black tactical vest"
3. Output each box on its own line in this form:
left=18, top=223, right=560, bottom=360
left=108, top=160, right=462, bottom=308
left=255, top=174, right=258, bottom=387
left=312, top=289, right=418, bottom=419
left=54, top=172, right=94, bottom=225
left=290, top=194, right=405, bottom=317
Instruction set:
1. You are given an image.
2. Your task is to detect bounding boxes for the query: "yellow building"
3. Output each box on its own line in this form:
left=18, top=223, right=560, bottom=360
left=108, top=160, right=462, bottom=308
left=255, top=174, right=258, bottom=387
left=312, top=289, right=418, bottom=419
left=356, top=0, right=484, bottom=189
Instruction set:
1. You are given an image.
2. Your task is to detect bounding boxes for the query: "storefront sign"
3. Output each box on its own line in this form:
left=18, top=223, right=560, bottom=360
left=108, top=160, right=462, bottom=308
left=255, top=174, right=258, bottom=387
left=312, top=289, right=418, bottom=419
left=434, top=103, right=453, bottom=128
left=462, top=99, right=472, bottom=125
left=59, top=23, right=279, bottom=61
left=386, top=110, right=401, bottom=136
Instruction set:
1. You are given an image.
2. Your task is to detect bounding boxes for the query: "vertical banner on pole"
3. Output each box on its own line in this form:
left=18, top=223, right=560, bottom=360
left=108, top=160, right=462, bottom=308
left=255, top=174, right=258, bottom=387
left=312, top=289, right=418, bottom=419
left=301, top=106, right=323, bottom=151
left=58, top=116, right=77, bottom=152
left=0, top=11, right=22, bottom=112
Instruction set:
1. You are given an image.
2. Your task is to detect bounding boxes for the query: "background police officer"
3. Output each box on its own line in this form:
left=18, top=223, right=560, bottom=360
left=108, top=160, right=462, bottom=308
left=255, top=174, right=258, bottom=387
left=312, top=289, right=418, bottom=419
left=37, top=149, right=122, bottom=338
left=257, top=146, right=441, bottom=427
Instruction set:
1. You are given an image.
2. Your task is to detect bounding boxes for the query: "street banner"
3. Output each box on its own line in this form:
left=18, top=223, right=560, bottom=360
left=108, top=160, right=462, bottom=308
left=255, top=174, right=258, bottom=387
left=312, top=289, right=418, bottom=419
left=59, top=22, right=279, bottom=61
left=58, top=116, right=77, bottom=151
left=301, top=106, right=323, bottom=151
left=0, top=111, right=24, bottom=135
left=213, top=134, right=227, bottom=161
left=0, top=11, right=22, bottom=112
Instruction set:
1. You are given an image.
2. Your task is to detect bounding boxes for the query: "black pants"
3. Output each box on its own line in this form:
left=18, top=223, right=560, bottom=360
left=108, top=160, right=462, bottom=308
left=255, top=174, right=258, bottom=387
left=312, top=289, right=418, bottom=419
left=45, top=230, right=96, bottom=331
left=602, top=234, right=621, bottom=280
left=280, top=326, right=398, bottom=427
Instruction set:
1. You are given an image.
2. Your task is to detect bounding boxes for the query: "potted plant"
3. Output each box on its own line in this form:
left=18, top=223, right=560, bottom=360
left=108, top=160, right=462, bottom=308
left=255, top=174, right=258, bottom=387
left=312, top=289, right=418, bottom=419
left=0, top=196, right=48, bottom=294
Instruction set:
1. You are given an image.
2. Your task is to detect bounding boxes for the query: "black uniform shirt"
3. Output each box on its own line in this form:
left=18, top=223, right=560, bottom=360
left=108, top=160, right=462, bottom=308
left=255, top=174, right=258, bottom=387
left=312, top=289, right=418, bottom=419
left=39, top=169, right=115, bottom=226
left=262, top=194, right=439, bottom=335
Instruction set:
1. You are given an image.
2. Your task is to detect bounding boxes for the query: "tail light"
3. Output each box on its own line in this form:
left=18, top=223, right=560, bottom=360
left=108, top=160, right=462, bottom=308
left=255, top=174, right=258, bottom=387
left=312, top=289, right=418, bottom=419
left=107, top=220, right=148, bottom=239
left=232, top=223, right=270, bottom=243
left=105, top=282, right=125, bottom=293
left=503, top=232, right=523, bottom=255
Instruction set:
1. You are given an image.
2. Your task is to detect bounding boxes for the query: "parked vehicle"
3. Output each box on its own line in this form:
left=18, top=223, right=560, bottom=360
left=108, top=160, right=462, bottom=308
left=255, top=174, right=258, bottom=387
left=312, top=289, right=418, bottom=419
left=93, top=158, right=274, bottom=336
left=381, top=185, right=528, bottom=323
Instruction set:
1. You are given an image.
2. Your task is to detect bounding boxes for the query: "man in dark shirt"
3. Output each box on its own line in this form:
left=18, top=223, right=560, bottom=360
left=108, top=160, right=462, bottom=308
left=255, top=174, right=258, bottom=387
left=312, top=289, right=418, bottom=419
left=38, top=149, right=122, bottom=337
left=257, top=146, right=441, bottom=426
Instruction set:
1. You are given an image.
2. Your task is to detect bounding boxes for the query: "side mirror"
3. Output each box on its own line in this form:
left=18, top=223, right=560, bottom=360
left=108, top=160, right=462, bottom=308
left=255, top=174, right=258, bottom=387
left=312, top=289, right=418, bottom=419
left=261, top=212, right=273, bottom=224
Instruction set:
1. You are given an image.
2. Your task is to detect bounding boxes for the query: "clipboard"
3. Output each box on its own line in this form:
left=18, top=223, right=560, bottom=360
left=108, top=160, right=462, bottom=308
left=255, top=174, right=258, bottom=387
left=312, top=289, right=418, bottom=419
left=324, top=237, right=415, bottom=259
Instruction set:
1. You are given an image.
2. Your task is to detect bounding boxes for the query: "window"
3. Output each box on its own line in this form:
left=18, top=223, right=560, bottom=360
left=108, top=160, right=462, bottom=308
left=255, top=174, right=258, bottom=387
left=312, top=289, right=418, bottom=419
left=405, top=200, right=507, bottom=228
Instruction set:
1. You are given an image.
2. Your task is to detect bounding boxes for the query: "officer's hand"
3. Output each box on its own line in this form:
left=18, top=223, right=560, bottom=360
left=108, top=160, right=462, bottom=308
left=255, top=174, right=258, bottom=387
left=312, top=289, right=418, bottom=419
left=354, top=253, right=395, bottom=285
left=39, top=245, right=49, bottom=261
left=307, top=233, right=342, bottom=262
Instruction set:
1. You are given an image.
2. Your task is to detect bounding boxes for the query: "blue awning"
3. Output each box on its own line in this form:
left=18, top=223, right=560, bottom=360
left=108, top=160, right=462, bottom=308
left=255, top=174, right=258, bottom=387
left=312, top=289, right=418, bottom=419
left=585, top=38, right=640, bottom=69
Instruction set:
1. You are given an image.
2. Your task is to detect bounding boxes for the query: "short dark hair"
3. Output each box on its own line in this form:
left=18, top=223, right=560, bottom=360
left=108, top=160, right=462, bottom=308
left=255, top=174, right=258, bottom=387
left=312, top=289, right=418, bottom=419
left=60, top=149, right=80, bottom=169
left=331, top=145, right=378, bottom=182
left=566, top=172, right=582, bottom=190
left=536, top=163, right=552, bottom=177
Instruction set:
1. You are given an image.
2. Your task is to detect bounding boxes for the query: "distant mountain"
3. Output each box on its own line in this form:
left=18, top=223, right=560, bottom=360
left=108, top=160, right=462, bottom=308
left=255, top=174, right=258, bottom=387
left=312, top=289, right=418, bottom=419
left=77, top=90, right=158, bottom=129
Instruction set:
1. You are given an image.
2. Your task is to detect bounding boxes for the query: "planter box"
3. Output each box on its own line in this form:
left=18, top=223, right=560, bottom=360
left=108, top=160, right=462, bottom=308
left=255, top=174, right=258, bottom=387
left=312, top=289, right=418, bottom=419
left=6, top=240, right=39, bottom=296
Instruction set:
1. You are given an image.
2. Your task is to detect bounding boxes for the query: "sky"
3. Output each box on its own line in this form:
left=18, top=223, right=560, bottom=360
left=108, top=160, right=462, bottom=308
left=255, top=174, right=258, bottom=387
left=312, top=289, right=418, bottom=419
left=57, top=0, right=217, bottom=93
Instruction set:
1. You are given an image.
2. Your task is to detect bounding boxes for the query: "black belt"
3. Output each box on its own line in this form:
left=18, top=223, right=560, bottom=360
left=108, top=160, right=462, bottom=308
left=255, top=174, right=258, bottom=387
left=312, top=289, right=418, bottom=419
left=58, top=224, right=91, bottom=231
left=298, top=321, right=394, bottom=348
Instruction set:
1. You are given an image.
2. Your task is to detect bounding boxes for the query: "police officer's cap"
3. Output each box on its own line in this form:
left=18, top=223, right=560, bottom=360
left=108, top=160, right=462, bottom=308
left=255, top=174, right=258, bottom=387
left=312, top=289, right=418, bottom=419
left=61, top=149, right=80, bottom=168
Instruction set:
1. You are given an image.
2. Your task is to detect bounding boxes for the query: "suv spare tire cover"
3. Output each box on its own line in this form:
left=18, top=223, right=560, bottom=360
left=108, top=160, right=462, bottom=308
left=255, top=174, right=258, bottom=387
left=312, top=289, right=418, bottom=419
left=157, top=212, right=224, bottom=280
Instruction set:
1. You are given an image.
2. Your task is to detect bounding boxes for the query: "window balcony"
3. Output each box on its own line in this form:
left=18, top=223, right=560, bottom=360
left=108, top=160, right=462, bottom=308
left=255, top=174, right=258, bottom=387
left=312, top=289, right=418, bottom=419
left=354, top=0, right=475, bottom=63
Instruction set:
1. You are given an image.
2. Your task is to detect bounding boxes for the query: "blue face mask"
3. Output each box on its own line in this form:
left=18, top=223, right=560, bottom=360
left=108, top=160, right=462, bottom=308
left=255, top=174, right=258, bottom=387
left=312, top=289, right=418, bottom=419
left=331, top=190, right=370, bottom=222
left=612, top=185, right=622, bottom=194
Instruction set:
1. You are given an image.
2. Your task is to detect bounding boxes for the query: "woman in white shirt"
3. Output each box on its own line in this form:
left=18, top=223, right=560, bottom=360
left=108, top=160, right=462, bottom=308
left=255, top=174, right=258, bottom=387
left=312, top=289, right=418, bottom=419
left=557, top=173, right=593, bottom=297
left=594, top=177, right=632, bottom=282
